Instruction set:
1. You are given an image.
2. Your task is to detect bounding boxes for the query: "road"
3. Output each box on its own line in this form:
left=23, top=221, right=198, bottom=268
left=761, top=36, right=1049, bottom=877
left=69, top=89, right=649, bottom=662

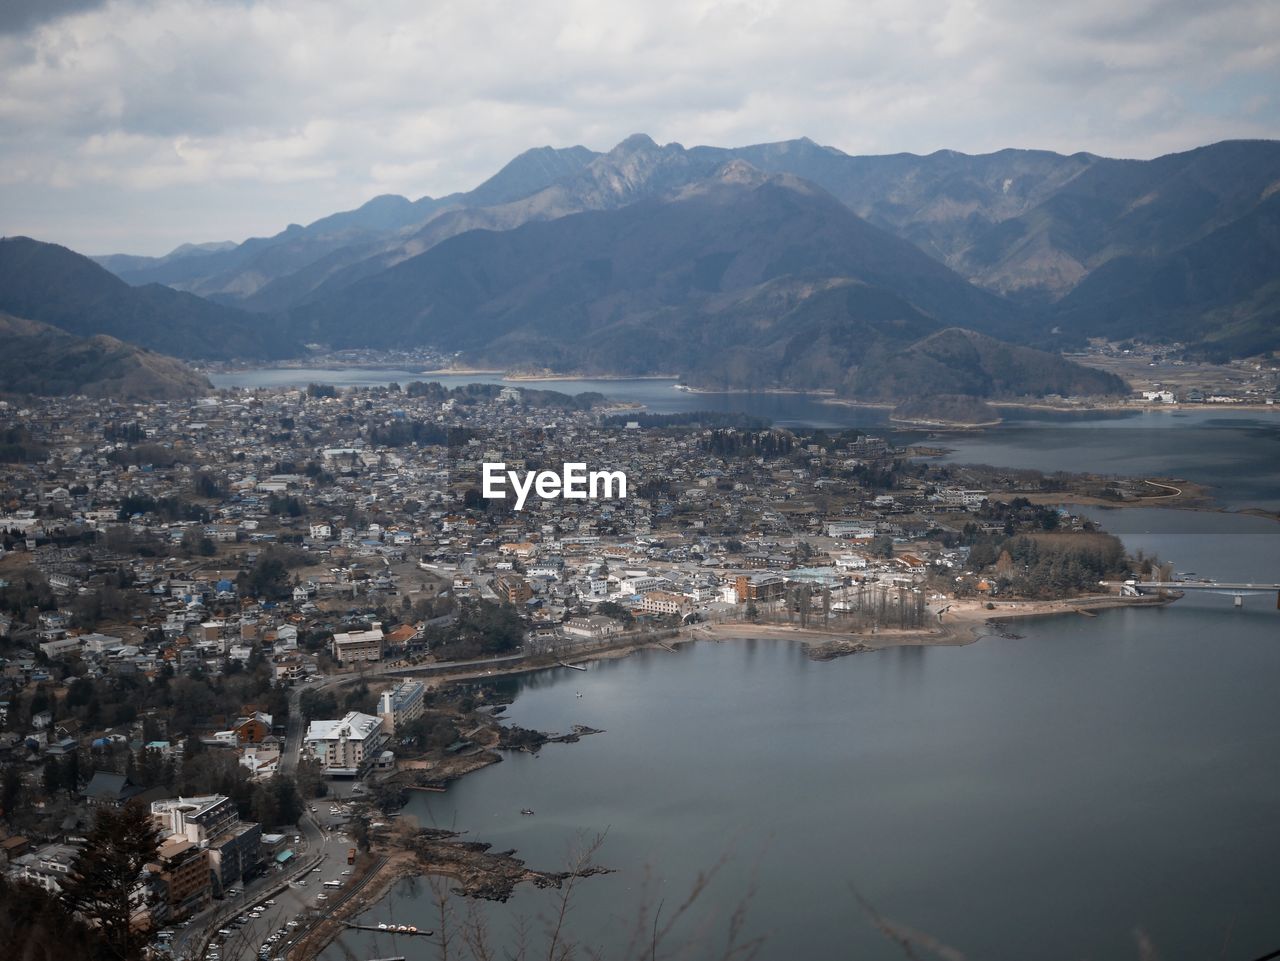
left=172, top=804, right=356, bottom=961
left=173, top=643, right=534, bottom=959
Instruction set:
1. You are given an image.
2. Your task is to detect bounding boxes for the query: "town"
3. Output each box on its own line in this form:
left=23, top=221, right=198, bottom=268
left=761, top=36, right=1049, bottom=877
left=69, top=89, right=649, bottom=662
left=0, top=379, right=1175, bottom=961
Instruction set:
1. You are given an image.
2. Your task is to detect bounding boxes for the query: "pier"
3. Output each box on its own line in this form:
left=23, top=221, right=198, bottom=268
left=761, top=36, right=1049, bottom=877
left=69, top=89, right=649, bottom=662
left=341, top=921, right=433, bottom=936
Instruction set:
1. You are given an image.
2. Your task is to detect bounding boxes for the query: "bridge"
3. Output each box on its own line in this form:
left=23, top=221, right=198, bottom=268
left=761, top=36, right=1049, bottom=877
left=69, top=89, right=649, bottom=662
left=1102, top=580, right=1280, bottom=608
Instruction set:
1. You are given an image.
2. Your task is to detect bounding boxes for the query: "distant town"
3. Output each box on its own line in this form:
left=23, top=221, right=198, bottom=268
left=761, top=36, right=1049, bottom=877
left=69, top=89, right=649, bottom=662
left=0, top=376, right=1207, bottom=960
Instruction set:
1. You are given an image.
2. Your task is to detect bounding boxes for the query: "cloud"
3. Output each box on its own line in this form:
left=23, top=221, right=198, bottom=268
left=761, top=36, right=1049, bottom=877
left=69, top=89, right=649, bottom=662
left=0, top=0, right=1276, bottom=253
left=0, top=0, right=110, bottom=35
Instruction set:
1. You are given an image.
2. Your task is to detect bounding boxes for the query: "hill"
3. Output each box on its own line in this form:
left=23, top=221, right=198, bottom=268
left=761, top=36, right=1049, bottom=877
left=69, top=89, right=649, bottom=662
left=845, top=328, right=1128, bottom=401
left=0, top=313, right=211, bottom=400
left=0, top=237, right=295, bottom=360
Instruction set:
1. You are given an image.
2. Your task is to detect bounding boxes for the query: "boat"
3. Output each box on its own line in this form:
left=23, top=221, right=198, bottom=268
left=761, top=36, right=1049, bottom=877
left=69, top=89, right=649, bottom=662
left=377, top=923, right=388, bottom=930
left=575, top=691, right=583, bottom=698
left=520, top=808, right=535, bottom=815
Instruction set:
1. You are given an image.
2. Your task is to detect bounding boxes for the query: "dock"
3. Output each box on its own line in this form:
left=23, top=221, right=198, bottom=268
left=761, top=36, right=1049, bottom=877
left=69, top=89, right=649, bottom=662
left=556, top=660, right=587, bottom=671
left=341, top=922, right=433, bottom=937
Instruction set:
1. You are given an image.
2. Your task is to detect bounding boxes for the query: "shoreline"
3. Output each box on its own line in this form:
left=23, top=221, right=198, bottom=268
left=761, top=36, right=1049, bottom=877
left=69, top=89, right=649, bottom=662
left=692, top=593, right=1177, bottom=656
left=298, top=590, right=1177, bottom=953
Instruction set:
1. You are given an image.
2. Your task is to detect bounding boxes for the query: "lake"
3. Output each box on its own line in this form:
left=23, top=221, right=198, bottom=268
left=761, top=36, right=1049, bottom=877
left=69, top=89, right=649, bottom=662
left=327, top=506, right=1280, bottom=961
left=213, top=369, right=1280, bottom=512
left=327, top=506, right=1280, bottom=957
left=274, top=365, right=1280, bottom=960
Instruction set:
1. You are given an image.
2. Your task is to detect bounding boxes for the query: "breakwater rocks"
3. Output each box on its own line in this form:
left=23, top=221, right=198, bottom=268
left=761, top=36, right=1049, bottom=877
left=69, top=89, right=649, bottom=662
left=805, top=639, right=875, bottom=661
left=408, top=829, right=613, bottom=901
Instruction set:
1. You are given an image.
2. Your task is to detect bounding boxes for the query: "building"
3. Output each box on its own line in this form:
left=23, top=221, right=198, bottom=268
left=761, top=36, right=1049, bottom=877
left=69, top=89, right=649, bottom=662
left=331, top=623, right=384, bottom=664
left=84, top=770, right=146, bottom=809
left=146, top=838, right=212, bottom=920
left=38, top=636, right=82, bottom=659
left=303, top=711, right=388, bottom=777
left=735, top=573, right=786, bottom=604
left=6, top=842, right=80, bottom=893
left=150, top=795, right=261, bottom=894
left=232, top=711, right=273, bottom=743
left=377, top=679, right=426, bottom=734
left=638, top=590, right=692, bottom=617
left=563, top=615, right=623, bottom=639
left=619, top=575, right=662, bottom=595
left=493, top=573, right=532, bottom=605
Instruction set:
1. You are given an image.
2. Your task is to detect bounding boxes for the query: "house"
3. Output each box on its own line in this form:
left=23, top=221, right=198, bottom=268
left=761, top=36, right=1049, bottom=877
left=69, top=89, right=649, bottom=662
left=232, top=711, right=273, bottom=744
left=238, top=737, right=281, bottom=779
left=84, top=770, right=146, bottom=809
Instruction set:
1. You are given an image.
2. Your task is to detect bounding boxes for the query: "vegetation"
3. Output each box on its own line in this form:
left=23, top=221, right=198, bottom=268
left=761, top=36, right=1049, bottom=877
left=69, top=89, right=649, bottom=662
left=0, top=875, right=107, bottom=961
left=0, top=313, right=210, bottom=401
left=848, top=329, right=1128, bottom=401
left=0, top=237, right=296, bottom=360
left=62, top=802, right=162, bottom=961
left=426, top=599, right=524, bottom=660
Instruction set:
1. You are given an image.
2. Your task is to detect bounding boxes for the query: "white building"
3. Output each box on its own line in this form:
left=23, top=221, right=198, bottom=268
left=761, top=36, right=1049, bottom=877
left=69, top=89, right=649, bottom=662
left=38, top=636, right=82, bottom=659
left=377, top=679, right=426, bottom=734
left=304, top=711, right=388, bottom=776
left=563, top=615, right=623, bottom=639
left=619, top=576, right=662, bottom=595
left=331, top=623, right=384, bottom=664
left=7, top=843, right=80, bottom=893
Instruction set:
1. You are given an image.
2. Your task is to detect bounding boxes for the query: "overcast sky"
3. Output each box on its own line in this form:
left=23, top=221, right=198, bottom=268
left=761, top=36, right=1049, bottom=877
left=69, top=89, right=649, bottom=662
left=2, top=0, right=1277, bottom=255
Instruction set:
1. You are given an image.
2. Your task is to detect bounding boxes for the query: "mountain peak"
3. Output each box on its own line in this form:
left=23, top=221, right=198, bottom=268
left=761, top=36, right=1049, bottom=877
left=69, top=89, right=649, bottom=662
left=612, top=133, right=660, bottom=155
left=712, top=158, right=769, bottom=186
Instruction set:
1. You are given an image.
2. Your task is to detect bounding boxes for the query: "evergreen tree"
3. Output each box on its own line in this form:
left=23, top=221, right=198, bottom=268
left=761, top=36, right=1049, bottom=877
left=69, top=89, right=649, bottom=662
left=62, top=802, right=162, bottom=961
left=2, top=765, right=23, bottom=817
left=42, top=757, right=61, bottom=796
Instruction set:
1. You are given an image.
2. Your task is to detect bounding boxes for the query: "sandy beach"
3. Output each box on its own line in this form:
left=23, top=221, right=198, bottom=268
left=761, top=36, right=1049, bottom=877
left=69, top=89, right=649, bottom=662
left=693, top=592, right=1176, bottom=656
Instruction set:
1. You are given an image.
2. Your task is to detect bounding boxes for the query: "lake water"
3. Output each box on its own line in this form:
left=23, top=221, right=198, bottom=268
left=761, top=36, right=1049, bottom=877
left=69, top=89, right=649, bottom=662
left=214, top=369, right=1280, bottom=512
left=223, top=369, right=1280, bottom=960
left=225, top=371, right=1280, bottom=957
left=328, top=506, right=1280, bottom=961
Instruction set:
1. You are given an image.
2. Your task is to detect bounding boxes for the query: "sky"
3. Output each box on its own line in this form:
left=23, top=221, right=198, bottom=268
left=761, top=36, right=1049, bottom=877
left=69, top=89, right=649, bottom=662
left=2, top=0, right=1277, bottom=256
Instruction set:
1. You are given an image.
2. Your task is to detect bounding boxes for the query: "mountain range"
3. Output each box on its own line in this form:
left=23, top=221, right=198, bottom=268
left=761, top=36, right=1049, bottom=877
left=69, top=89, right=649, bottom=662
left=90, top=134, right=1280, bottom=365
left=4, top=133, right=1277, bottom=401
left=0, top=237, right=291, bottom=361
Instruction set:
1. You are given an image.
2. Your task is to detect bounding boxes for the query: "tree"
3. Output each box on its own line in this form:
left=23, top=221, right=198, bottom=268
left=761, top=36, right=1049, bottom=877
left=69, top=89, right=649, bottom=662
left=62, top=802, right=162, bottom=961
left=0, top=875, right=105, bottom=961
left=60, top=751, right=81, bottom=796
left=42, top=757, right=62, bottom=797
left=299, top=688, right=339, bottom=721
left=1, top=765, right=22, bottom=818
